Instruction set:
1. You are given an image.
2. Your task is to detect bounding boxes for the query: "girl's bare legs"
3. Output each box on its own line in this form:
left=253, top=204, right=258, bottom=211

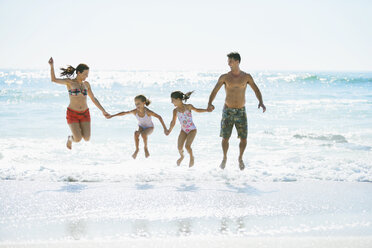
left=185, top=130, right=197, bottom=167
left=140, top=127, right=154, bottom=158
left=67, top=123, right=84, bottom=150
left=132, top=128, right=141, bottom=159
left=177, top=131, right=187, bottom=166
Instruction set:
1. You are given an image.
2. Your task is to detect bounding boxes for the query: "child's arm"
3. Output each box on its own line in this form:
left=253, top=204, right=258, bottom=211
left=188, top=104, right=212, bottom=113
left=147, top=109, right=168, bottom=134
left=166, top=109, right=178, bottom=135
left=108, top=109, right=136, bottom=119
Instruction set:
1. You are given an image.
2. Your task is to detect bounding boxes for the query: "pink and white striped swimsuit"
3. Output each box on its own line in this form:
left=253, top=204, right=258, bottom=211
left=177, top=109, right=196, bottom=134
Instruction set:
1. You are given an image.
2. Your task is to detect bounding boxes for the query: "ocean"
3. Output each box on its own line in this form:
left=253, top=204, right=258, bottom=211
left=1, top=70, right=371, bottom=183
left=1, top=70, right=372, bottom=244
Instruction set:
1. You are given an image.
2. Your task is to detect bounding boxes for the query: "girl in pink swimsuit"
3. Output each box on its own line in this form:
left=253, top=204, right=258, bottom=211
left=166, top=91, right=211, bottom=167
left=109, top=95, right=168, bottom=159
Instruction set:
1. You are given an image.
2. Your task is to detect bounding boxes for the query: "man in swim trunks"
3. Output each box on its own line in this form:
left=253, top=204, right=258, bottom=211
left=208, top=52, right=266, bottom=170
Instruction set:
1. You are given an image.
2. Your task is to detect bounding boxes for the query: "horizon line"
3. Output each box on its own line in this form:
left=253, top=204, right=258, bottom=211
left=0, top=68, right=371, bottom=73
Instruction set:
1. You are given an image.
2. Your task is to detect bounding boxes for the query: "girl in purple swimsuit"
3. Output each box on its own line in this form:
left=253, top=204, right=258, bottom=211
left=109, top=95, right=168, bottom=159
left=166, top=91, right=211, bottom=167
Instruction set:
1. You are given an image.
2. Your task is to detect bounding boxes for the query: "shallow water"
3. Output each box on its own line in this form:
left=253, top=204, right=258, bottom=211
left=0, top=70, right=371, bottom=182
left=1, top=181, right=371, bottom=241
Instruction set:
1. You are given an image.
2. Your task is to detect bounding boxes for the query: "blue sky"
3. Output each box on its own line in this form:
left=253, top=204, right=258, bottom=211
left=0, top=0, right=371, bottom=71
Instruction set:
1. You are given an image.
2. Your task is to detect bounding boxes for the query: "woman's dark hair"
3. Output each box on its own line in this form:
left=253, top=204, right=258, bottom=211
left=171, top=91, right=194, bottom=102
left=227, top=52, right=241, bottom=63
left=135, top=95, right=151, bottom=106
left=60, top=64, right=89, bottom=78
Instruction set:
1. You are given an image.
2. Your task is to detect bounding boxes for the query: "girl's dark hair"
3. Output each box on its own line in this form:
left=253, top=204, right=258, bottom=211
left=171, top=91, right=194, bottom=102
left=135, top=95, right=151, bottom=106
left=60, top=64, right=89, bottom=78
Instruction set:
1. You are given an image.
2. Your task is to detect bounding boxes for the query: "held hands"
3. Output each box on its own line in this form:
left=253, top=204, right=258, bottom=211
left=258, top=102, right=266, bottom=113
left=164, top=129, right=170, bottom=136
left=207, top=104, right=215, bottom=112
left=102, top=111, right=111, bottom=119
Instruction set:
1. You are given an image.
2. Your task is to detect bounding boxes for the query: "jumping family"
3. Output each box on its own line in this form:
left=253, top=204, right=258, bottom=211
left=48, top=52, right=266, bottom=170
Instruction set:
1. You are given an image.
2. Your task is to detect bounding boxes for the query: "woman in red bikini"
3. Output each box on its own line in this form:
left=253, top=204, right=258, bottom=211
left=48, top=57, right=110, bottom=149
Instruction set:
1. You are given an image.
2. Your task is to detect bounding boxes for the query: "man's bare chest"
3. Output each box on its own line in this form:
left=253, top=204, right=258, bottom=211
left=225, top=79, right=247, bottom=89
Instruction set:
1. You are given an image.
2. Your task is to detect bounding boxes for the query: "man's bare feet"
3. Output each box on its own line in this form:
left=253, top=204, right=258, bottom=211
left=238, top=158, right=245, bottom=171
left=144, top=147, right=150, bottom=158
left=66, top=136, right=72, bottom=150
left=220, top=158, right=227, bottom=169
left=189, top=156, right=194, bottom=167
left=132, top=149, right=139, bottom=159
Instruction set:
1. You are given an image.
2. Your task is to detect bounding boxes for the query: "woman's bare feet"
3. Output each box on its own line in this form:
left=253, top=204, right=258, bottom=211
left=66, top=136, right=72, bottom=150
left=144, top=147, right=150, bottom=158
left=238, top=158, right=245, bottom=171
left=132, top=149, right=139, bottom=159
left=220, top=158, right=227, bottom=169
left=189, top=156, right=194, bottom=167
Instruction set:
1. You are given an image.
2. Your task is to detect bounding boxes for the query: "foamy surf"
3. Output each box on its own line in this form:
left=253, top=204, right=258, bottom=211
left=1, top=70, right=372, bottom=246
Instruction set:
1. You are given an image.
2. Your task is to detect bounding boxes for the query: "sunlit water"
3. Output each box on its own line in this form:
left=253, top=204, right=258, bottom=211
left=1, top=70, right=371, bottom=183
left=1, top=70, right=372, bottom=242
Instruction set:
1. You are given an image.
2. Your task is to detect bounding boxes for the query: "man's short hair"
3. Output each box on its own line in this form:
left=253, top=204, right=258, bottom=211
left=227, top=52, right=241, bottom=63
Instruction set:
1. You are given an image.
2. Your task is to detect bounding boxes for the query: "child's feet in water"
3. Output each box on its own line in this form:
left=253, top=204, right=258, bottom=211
left=132, top=149, right=139, bottom=159
left=177, top=156, right=184, bottom=166
left=220, top=158, right=227, bottom=169
left=66, top=136, right=72, bottom=150
left=144, top=147, right=150, bottom=158
left=238, top=158, right=245, bottom=171
left=189, top=156, right=194, bottom=167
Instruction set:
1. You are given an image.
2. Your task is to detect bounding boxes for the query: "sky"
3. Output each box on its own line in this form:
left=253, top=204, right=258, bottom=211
left=0, top=0, right=371, bottom=71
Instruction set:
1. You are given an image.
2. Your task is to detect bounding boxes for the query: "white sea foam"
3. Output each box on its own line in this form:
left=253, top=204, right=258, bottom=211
left=1, top=70, right=372, bottom=244
left=0, top=70, right=371, bottom=183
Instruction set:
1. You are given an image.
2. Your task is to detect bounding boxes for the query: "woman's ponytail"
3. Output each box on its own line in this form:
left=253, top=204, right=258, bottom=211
left=60, top=63, right=89, bottom=78
left=60, top=65, right=76, bottom=78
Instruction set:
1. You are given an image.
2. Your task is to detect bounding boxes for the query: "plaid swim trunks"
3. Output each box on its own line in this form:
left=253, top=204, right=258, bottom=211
left=220, top=106, right=247, bottom=139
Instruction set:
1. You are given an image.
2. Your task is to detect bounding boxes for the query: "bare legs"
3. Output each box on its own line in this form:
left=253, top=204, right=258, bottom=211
left=133, top=130, right=140, bottom=159
left=132, top=127, right=154, bottom=159
left=238, top=138, right=247, bottom=170
left=67, top=122, right=91, bottom=149
left=220, top=138, right=229, bottom=169
left=177, top=131, right=187, bottom=166
left=142, top=127, right=153, bottom=158
left=177, top=130, right=197, bottom=167
left=220, top=137, right=246, bottom=170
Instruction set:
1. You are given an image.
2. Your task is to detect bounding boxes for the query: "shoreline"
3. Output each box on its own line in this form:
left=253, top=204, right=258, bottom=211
left=1, top=180, right=371, bottom=245
left=2, top=236, right=372, bottom=248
